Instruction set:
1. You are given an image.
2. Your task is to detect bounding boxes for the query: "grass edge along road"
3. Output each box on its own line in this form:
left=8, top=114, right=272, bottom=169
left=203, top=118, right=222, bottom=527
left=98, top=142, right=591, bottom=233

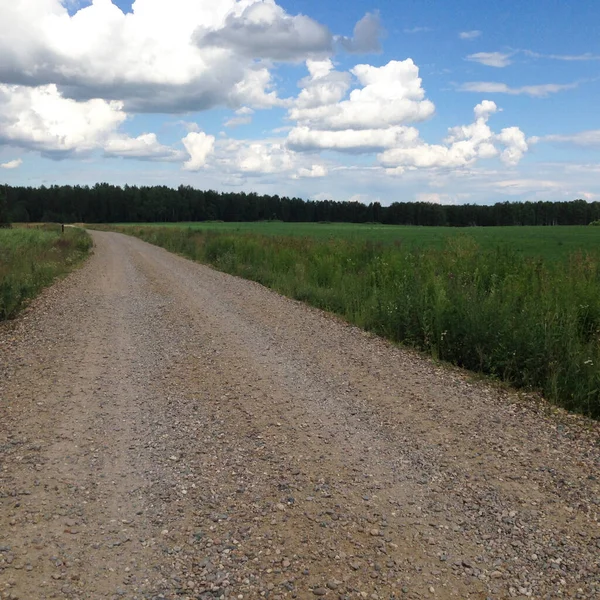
left=0, top=225, right=92, bottom=320
left=89, top=224, right=600, bottom=419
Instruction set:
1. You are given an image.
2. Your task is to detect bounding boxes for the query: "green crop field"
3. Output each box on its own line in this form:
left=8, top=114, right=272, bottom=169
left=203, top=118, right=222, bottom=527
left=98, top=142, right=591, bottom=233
left=0, top=225, right=92, bottom=320
left=92, top=222, right=600, bottom=418
left=113, top=222, right=600, bottom=262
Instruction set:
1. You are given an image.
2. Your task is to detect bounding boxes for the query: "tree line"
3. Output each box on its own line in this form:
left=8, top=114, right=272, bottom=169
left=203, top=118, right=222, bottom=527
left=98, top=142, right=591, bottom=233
left=2, top=183, right=599, bottom=227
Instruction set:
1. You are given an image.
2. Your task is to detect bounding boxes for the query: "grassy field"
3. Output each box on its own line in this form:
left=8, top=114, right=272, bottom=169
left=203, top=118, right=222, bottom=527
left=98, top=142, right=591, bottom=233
left=0, top=225, right=92, bottom=320
left=92, top=223, right=600, bottom=418
left=112, top=221, right=600, bottom=262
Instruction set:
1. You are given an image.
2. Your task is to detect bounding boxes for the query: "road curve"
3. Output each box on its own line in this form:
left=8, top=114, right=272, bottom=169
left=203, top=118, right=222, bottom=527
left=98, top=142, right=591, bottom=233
left=1, top=230, right=599, bottom=600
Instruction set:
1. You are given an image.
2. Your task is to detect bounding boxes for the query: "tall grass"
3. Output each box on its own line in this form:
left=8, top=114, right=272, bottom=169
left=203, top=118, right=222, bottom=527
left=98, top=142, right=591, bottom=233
left=0, top=225, right=92, bottom=320
left=103, top=225, right=600, bottom=417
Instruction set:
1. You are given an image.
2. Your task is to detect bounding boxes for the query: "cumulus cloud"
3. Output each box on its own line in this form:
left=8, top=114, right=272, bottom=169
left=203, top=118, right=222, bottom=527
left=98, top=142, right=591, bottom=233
left=336, top=12, right=384, bottom=54
left=288, top=126, right=419, bottom=153
left=182, top=132, right=216, bottom=171
left=194, top=0, right=332, bottom=61
left=0, top=158, right=23, bottom=169
left=286, top=59, right=435, bottom=154
left=378, top=101, right=528, bottom=170
left=473, top=99, right=499, bottom=120
left=0, top=83, right=126, bottom=156
left=0, top=82, right=207, bottom=166
left=215, top=139, right=296, bottom=175
left=466, top=52, right=513, bottom=67
left=496, top=127, right=528, bottom=166
left=293, top=60, right=352, bottom=111
left=104, top=133, right=183, bottom=161
left=294, top=164, right=328, bottom=178
left=459, top=30, right=481, bottom=40
left=0, top=0, right=298, bottom=113
left=289, top=59, right=435, bottom=134
left=459, top=81, right=579, bottom=97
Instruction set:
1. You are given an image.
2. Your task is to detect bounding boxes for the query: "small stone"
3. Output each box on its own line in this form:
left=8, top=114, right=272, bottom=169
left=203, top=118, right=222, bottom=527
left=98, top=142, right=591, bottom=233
left=313, top=588, right=328, bottom=596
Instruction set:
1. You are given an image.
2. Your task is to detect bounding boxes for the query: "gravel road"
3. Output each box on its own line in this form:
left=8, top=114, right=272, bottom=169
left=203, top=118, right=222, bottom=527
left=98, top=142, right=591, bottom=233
left=1, top=230, right=599, bottom=600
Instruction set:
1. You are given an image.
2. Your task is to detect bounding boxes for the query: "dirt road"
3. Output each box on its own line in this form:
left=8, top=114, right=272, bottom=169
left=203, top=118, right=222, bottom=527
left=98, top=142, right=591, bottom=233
left=1, top=231, right=599, bottom=600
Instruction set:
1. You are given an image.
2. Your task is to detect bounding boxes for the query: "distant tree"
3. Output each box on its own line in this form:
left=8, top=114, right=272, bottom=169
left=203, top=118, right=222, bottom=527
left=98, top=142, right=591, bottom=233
left=590, top=220, right=600, bottom=226
left=7, top=202, right=29, bottom=223
left=0, top=186, right=11, bottom=228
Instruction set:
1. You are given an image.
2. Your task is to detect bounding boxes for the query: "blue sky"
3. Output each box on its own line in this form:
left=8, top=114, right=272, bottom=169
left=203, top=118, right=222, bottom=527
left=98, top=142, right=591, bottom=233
left=0, top=0, right=599, bottom=206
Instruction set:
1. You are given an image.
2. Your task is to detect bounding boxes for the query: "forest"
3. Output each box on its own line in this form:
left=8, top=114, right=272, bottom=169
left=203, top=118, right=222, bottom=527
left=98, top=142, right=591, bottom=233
left=2, top=183, right=600, bottom=227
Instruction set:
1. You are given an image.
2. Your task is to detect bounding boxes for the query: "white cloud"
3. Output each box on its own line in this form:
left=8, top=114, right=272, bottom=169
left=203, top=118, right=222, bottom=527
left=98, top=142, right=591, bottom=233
left=104, top=133, right=183, bottom=161
left=466, top=52, right=513, bottom=67
left=216, top=139, right=296, bottom=175
left=473, top=99, right=499, bottom=120
left=0, top=158, right=22, bottom=169
left=295, top=164, right=328, bottom=178
left=459, top=81, right=579, bottom=97
left=293, top=60, right=352, bottom=111
left=0, top=83, right=190, bottom=164
left=336, top=12, right=384, bottom=54
left=285, top=62, right=527, bottom=171
left=0, top=83, right=126, bottom=156
left=228, top=66, right=282, bottom=109
left=288, top=125, right=419, bottom=152
left=535, top=130, right=600, bottom=147
left=496, top=127, right=528, bottom=166
left=182, top=131, right=215, bottom=171
left=378, top=101, right=528, bottom=170
left=289, top=59, right=435, bottom=134
left=459, top=30, right=481, bottom=40
left=0, top=0, right=306, bottom=113
left=194, top=0, right=332, bottom=61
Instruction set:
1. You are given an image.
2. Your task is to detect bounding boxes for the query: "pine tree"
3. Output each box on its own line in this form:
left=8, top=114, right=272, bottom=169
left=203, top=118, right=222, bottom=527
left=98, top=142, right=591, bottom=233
left=0, top=187, right=11, bottom=228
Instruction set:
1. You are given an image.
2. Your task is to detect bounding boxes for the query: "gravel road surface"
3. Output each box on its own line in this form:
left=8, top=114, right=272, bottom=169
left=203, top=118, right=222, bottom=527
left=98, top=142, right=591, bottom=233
left=1, top=230, right=599, bottom=600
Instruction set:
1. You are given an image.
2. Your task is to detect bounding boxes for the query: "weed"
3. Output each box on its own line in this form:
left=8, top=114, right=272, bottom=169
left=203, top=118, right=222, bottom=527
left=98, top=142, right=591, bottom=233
left=0, top=225, right=92, bottom=320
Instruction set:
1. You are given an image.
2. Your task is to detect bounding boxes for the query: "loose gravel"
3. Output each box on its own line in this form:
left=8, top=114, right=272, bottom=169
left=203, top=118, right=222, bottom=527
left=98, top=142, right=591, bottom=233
left=1, top=230, right=599, bottom=600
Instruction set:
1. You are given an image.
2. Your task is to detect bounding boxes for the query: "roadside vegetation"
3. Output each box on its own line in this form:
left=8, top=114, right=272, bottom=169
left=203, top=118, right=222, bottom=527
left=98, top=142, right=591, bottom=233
left=95, top=224, right=600, bottom=418
left=0, top=225, right=92, bottom=320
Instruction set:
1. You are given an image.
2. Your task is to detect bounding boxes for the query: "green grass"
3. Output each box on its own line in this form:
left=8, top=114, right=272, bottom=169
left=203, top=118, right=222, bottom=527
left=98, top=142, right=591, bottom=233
left=92, top=223, right=600, bottom=418
left=0, top=225, right=92, bottom=320
left=110, top=221, right=600, bottom=262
